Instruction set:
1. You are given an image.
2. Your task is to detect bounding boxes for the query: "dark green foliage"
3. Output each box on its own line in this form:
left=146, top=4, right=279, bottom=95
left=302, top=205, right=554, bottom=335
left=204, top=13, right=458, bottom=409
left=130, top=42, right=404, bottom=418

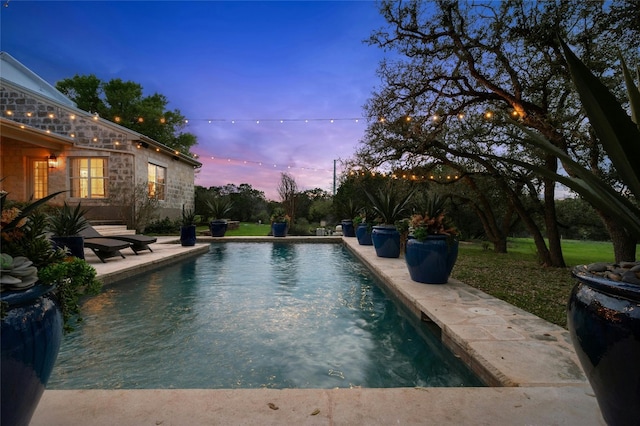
left=48, top=202, right=89, bottom=236
left=144, top=217, right=181, bottom=234
left=2, top=209, right=66, bottom=269
left=38, top=258, right=102, bottom=333
left=55, top=74, right=197, bottom=155
left=288, top=218, right=313, bottom=236
left=365, top=186, right=414, bottom=225
left=204, top=197, right=234, bottom=220
left=181, top=205, right=196, bottom=226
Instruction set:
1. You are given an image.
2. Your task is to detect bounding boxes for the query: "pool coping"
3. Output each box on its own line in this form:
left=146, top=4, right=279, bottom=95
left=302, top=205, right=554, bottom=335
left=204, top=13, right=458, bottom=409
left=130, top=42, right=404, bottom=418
left=31, top=236, right=605, bottom=425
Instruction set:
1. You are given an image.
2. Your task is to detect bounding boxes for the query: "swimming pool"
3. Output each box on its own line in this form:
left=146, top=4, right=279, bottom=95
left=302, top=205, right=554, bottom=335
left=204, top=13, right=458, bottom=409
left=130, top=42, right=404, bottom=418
left=48, top=242, right=484, bottom=389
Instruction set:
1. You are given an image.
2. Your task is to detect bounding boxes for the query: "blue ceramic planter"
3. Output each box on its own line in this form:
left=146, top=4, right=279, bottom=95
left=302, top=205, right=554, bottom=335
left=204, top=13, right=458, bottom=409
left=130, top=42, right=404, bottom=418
left=341, top=220, right=356, bottom=237
left=568, top=266, right=640, bottom=426
left=1, top=284, right=63, bottom=426
left=180, top=225, right=197, bottom=246
left=271, top=222, right=288, bottom=237
left=405, top=236, right=459, bottom=284
left=371, top=226, right=401, bottom=258
left=356, top=223, right=373, bottom=245
left=51, top=235, right=85, bottom=259
left=209, top=220, right=228, bottom=237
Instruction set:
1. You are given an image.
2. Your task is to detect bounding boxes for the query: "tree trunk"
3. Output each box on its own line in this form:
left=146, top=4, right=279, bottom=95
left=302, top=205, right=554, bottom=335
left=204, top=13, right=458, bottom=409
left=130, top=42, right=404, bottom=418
left=598, top=212, right=638, bottom=262
left=542, top=167, right=566, bottom=267
left=459, top=175, right=509, bottom=253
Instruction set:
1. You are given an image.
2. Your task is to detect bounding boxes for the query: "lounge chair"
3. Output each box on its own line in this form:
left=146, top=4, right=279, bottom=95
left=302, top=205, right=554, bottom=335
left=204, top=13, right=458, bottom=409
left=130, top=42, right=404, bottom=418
left=81, top=225, right=157, bottom=254
left=83, top=238, right=131, bottom=263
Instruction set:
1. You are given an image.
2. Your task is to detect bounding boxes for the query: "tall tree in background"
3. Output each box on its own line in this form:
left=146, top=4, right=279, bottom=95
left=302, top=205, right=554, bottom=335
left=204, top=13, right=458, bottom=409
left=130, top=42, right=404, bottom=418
left=277, top=173, right=298, bottom=223
left=359, top=0, right=639, bottom=266
left=56, top=75, right=197, bottom=155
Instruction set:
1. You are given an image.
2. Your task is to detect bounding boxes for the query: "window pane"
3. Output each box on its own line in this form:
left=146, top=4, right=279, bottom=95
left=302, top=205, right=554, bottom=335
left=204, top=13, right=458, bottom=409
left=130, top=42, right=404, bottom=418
left=70, top=158, right=107, bottom=198
left=33, top=160, right=48, bottom=199
left=147, top=163, right=166, bottom=200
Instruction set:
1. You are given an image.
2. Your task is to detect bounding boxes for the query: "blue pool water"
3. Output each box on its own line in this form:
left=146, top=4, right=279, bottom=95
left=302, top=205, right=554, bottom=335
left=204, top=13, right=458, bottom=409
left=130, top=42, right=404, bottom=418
left=48, top=243, right=484, bottom=389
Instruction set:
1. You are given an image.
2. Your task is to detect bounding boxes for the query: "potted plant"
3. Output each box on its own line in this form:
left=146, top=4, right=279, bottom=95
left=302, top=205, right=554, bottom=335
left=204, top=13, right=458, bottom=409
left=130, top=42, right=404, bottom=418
left=339, top=200, right=359, bottom=238
left=365, top=187, right=414, bottom=258
left=205, top=196, right=234, bottom=237
left=47, top=202, right=90, bottom=259
left=270, top=208, right=290, bottom=237
left=1, top=191, right=101, bottom=426
left=353, top=211, right=373, bottom=246
left=488, top=38, right=640, bottom=425
left=405, top=194, right=459, bottom=284
left=180, top=205, right=197, bottom=246
left=560, top=41, right=640, bottom=426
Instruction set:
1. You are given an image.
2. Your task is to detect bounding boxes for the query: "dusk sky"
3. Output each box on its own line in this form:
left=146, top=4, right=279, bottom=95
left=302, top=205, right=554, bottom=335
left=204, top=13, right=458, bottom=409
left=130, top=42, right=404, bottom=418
left=1, top=1, right=390, bottom=200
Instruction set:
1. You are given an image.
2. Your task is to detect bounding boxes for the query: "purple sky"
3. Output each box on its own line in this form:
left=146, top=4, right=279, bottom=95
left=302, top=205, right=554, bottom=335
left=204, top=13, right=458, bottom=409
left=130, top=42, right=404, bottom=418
left=1, top=1, right=389, bottom=200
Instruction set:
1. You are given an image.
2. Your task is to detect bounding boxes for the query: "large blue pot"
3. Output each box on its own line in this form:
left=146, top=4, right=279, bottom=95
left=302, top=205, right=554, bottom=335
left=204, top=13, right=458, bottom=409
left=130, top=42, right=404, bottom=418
left=341, top=220, right=356, bottom=237
left=405, top=236, right=459, bottom=284
left=209, top=220, right=228, bottom=237
left=356, top=223, right=373, bottom=246
left=1, top=284, right=63, bottom=426
left=371, top=225, right=401, bottom=258
left=271, top=222, right=288, bottom=237
left=567, top=266, right=640, bottom=426
left=180, top=225, right=197, bottom=246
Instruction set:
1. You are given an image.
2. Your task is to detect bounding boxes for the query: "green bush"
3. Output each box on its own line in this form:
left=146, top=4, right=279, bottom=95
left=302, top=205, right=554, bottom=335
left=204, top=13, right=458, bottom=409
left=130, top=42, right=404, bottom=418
left=144, top=217, right=180, bottom=234
left=288, top=218, right=312, bottom=236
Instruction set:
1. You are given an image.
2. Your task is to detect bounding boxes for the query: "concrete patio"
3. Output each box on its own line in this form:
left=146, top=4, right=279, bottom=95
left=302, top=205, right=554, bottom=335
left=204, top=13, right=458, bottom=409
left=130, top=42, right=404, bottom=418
left=31, top=235, right=604, bottom=425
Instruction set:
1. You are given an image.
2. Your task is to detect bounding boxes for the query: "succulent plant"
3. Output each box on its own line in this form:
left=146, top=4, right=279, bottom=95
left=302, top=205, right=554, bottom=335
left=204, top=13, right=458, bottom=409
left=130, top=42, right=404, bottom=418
left=0, top=253, right=39, bottom=291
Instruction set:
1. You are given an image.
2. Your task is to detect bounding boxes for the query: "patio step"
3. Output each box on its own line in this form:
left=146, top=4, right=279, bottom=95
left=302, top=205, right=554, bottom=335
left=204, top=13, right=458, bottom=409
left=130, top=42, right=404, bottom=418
left=92, top=225, right=136, bottom=236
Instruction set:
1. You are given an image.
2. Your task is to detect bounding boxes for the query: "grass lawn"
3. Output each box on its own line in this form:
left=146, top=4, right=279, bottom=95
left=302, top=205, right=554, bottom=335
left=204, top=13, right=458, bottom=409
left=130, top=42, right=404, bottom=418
left=452, top=238, right=636, bottom=328
left=225, top=222, right=271, bottom=236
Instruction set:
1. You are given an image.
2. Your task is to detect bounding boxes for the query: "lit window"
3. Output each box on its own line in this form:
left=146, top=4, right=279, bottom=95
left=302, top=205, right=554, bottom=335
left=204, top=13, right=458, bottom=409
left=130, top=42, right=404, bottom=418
left=148, top=163, right=166, bottom=200
left=70, top=158, right=107, bottom=198
left=32, top=160, right=48, bottom=199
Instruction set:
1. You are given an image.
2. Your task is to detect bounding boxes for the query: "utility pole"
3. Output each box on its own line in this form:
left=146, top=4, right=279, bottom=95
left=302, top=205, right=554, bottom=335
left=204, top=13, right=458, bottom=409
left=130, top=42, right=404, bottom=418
left=333, top=159, right=337, bottom=196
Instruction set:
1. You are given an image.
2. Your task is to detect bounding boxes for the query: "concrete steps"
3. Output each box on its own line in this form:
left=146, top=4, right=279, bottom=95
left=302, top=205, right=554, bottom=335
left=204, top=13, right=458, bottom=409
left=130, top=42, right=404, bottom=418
left=91, top=225, right=136, bottom=236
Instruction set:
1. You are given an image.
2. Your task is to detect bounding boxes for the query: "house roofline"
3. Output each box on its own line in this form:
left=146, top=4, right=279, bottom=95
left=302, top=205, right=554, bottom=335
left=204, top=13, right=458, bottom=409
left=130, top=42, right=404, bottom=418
left=0, top=51, right=76, bottom=107
left=1, top=79, right=202, bottom=168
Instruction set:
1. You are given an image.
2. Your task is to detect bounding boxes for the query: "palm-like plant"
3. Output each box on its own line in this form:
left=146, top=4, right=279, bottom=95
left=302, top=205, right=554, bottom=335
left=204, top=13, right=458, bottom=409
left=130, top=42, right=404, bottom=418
left=181, top=205, right=196, bottom=227
left=205, top=197, right=233, bottom=221
left=365, top=187, right=414, bottom=225
left=47, top=202, right=89, bottom=236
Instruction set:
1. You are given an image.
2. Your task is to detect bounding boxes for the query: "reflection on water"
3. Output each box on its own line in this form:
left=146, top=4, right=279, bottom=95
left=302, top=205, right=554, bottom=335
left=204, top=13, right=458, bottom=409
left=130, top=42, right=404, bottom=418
left=49, top=243, right=483, bottom=389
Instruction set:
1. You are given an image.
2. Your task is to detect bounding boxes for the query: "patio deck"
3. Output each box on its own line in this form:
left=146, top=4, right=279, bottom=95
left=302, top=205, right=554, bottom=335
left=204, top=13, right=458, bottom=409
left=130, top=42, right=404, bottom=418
left=31, top=236, right=604, bottom=425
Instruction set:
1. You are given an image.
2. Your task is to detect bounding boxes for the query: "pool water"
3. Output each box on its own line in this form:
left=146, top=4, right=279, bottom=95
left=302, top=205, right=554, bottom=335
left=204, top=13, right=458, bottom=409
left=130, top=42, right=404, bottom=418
left=48, top=243, right=484, bottom=389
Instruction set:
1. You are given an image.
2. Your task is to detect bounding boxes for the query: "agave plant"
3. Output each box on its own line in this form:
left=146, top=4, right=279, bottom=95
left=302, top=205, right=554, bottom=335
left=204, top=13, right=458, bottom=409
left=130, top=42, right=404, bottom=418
left=181, top=205, right=196, bottom=227
left=365, top=187, right=414, bottom=225
left=205, top=197, right=234, bottom=221
left=48, top=202, right=90, bottom=236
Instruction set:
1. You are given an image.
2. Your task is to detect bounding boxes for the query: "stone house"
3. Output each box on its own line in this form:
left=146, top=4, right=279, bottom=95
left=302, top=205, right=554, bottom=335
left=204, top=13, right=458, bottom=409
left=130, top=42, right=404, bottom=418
left=0, top=52, right=201, bottom=226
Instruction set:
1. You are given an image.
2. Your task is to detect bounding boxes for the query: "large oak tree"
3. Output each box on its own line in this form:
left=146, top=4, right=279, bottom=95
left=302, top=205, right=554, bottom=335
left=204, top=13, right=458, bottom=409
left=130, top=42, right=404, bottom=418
left=358, top=0, right=639, bottom=265
left=56, top=75, right=197, bottom=155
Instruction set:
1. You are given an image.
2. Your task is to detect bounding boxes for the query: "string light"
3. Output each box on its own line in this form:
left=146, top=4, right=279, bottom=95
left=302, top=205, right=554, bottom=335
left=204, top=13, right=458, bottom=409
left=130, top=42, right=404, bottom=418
left=348, top=169, right=460, bottom=183
left=206, top=155, right=334, bottom=173
left=3, top=109, right=507, bottom=128
left=183, top=117, right=364, bottom=124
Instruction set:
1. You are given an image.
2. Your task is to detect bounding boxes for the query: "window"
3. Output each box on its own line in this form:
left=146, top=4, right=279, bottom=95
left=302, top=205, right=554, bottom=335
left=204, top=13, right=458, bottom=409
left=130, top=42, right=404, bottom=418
left=69, top=158, right=107, bottom=198
left=148, top=163, right=166, bottom=200
left=31, top=159, right=49, bottom=199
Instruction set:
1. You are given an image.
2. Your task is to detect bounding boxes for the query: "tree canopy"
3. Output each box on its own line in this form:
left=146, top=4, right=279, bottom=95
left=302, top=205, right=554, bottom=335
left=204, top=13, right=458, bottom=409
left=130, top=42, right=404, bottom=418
left=357, top=0, right=640, bottom=265
left=56, top=75, right=197, bottom=155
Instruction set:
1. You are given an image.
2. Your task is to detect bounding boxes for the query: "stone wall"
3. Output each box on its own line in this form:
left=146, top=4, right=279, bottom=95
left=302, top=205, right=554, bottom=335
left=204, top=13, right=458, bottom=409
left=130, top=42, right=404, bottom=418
left=1, top=81, right=199, bottom=221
